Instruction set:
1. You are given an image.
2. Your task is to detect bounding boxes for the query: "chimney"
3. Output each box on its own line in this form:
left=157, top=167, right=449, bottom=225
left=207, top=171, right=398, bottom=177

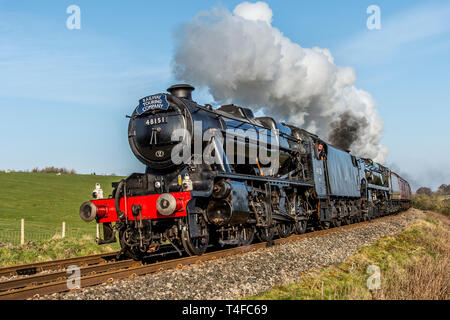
left=167, top=84, right=195, bottom=100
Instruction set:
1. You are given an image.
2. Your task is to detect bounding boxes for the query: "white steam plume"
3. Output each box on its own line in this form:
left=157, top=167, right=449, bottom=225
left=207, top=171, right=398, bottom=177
left=172, top=1, right=388, bottom=163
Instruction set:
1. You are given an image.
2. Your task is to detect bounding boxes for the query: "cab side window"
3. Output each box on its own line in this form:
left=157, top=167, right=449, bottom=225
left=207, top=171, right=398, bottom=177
left=313, top=141, right=327, bottom=160
left=351, top=156, right=358, bottom=167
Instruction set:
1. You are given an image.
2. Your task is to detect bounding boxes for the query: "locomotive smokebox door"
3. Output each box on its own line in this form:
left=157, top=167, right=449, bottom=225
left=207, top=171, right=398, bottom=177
left=128, top=91, right=194, bottom=170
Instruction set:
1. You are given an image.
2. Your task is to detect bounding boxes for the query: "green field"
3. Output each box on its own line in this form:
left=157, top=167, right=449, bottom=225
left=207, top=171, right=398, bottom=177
left=0, top=172, right=125, bottom=244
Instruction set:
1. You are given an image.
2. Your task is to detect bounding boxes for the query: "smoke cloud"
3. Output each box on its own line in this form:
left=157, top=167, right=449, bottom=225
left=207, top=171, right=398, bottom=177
left=328, top=112, right=368, bottom=151
left=172, top=1, right=388, bottom=162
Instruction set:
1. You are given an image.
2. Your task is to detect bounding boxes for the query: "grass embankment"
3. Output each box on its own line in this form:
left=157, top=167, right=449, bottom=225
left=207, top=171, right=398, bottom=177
left=0, top=236, right=118, bottom=268
left=250, top=211, right=449, bottom=300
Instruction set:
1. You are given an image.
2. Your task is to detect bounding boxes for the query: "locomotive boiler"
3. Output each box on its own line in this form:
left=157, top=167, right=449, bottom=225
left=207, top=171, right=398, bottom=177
left=80, top=84, right=411, bottom=259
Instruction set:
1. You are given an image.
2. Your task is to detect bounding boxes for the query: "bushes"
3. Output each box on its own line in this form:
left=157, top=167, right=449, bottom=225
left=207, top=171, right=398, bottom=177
left=31, top=167, right=76, bottom=174
left=417, top=187, right=433, bottom=196
left=413, top=183, right=450, bottom=216
left=413, top=194, right=450, bottom=216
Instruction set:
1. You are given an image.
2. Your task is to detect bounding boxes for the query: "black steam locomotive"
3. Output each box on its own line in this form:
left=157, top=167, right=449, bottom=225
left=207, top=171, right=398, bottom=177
left=80, top=84, right=411, bottom=259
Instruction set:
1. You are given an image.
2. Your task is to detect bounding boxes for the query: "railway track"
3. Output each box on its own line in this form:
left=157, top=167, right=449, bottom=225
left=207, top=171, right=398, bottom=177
left=0, top=252, right=119, bottom=278
left=0, top=211, right=409, bottom=300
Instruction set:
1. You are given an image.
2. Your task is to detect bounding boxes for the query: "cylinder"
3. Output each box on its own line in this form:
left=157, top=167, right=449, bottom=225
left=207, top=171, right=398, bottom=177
left=206, top=200, right=232, bottom=226
left=212, top=180, right=232, bottom=199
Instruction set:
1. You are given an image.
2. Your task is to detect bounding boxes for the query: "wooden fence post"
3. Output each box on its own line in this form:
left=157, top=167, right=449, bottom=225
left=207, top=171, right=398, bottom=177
left=96, top=224, right=100, bottom=239
left=62, top=222, right=66, bottom=238
left=20, top=219, right=24, bottom=245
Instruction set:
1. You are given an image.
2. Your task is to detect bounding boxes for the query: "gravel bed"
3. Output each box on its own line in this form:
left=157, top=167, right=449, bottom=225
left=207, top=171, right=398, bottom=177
left=41, top=209, right=424, bottom=300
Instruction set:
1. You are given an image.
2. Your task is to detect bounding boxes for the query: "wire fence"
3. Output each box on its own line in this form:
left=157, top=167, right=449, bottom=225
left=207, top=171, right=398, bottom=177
left=0, top=219, right=99, bottom=246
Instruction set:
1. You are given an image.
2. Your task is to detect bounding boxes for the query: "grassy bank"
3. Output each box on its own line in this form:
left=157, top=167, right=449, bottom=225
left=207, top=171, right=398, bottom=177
left=250, top=211, right=449, bottom=300
left=0, top=172, right=124, bottom=244
left=0, top=236, right=119, bottom=268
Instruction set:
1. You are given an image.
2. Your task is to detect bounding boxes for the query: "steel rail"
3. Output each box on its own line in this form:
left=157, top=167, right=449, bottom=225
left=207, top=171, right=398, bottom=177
left=0, top=210, right=409, bottom=300
left=0, top=252, right=120, bottom=278
left=0, top=246, right=182, bottom=293
left=0, top=259, right=141, bottom=292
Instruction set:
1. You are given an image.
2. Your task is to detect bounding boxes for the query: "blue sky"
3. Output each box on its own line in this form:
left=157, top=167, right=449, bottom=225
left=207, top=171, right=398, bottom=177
left=0, top=0, right=449, bottom=190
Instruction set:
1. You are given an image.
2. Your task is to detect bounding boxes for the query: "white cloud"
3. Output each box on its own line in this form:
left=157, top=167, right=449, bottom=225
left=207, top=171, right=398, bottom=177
left=233, top=1, right=273, bottom=25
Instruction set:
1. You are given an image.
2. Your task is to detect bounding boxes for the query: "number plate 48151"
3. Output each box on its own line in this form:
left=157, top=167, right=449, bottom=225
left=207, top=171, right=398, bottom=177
left=146, top=116, right=168, bottom=126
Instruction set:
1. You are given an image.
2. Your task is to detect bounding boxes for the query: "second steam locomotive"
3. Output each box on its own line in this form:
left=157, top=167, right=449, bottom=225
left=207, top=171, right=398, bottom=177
left=80, top=84, right=411, bottom=259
